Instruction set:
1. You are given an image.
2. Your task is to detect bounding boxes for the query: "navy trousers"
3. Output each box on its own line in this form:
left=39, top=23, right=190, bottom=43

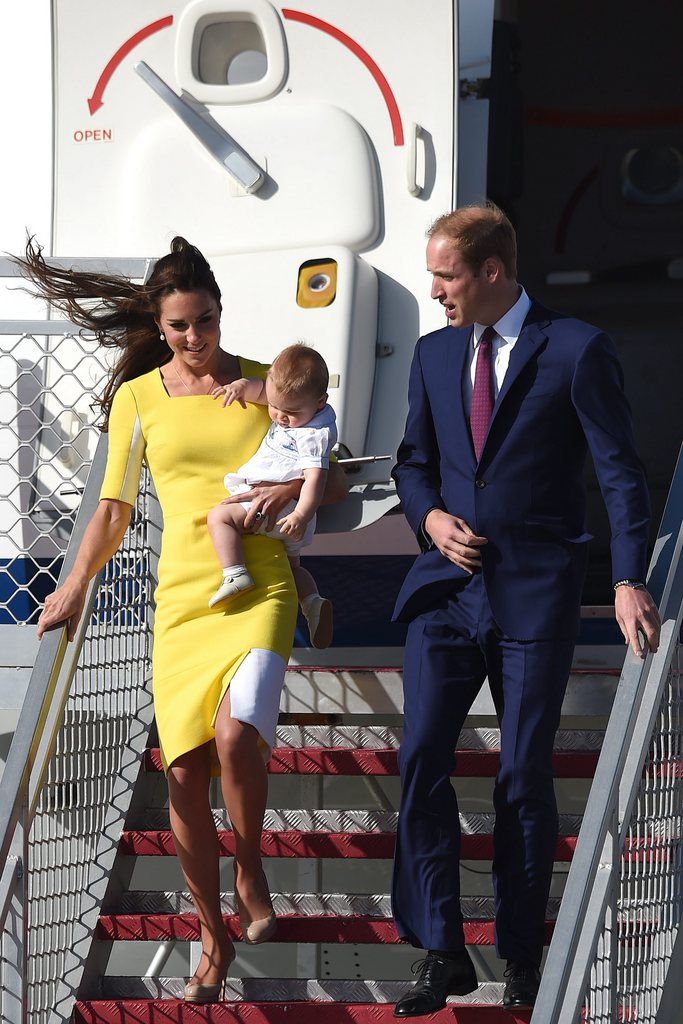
left=391, top=574, right=574, bottom=967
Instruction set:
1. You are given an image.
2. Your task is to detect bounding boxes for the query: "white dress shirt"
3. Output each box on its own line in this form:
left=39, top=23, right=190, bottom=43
left=463, top=287, right=532, bottom=415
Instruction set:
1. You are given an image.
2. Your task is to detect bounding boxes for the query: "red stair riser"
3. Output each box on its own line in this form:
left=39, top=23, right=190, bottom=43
left=118, top=830, right=578, bottom=861
left=72, top=1001, right=534, bottom=1023
left=145, top=747, right=683, bottom=780
left=95, top=913, right=555, bottom=946
left=145, top=747, right=599, bottom=778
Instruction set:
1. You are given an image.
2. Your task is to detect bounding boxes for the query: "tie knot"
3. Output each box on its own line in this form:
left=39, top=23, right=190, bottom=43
left=479, top=326, right=496, bottom=348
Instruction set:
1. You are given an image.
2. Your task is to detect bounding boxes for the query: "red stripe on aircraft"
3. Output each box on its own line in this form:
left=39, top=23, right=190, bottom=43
left=282, top=9, right=404, bottom=145
left=88, top=16, right=174, bottom=115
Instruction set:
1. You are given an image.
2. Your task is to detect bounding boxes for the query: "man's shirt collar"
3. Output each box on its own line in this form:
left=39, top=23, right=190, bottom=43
left=472, top=286, right=531, bottom=348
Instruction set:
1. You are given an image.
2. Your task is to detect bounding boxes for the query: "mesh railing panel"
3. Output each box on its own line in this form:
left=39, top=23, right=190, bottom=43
left=584, top=641, right=683, bottom=1023
left=26, top=476, right=155, bottom=1023
left=0, top=330, right=112, bottom=624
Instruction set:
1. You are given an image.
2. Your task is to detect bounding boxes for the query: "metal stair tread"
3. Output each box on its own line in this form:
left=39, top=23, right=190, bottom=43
left=114, top=892, right=563, bottom=920
left=271, top=725, right=606, bottom=750
left=98, top=978, right=510, bottom=1003
left=131, top=808, right=584, bottom=836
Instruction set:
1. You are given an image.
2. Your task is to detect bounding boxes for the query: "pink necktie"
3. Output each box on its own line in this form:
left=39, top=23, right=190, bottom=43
left=469, top=326, right=496, bottom=461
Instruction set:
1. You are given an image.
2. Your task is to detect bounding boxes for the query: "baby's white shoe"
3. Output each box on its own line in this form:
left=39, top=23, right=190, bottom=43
left=301, top=594, right=333, bottom=649
left=209, top=571, right=254, bottom=608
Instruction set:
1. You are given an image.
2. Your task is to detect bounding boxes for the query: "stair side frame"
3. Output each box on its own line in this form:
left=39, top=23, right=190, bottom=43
left=532, top=445, right=683, bottom=1024
left=42, top=482, right=162, bottom=1023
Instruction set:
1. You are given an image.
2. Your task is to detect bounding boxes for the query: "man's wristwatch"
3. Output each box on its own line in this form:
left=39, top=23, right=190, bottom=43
left=613, top=579, right=645, bottom=591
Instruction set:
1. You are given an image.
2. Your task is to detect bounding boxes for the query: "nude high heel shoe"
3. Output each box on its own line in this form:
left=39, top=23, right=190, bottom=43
left=183, top=950, right=234, bottom=1003
left=183, top=978, right=226, bottom=1003
left=234, top=865, right=277, bottom=944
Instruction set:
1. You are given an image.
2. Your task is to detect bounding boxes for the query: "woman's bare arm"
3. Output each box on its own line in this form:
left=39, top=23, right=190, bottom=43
left=37, top=498, right=132, bottom=640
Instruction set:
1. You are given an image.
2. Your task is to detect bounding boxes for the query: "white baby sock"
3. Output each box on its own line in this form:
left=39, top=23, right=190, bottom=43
left=208, top=565, right=255, bottom=608
left=300, top=592, right=333, bottom=649
left=300, top=592, right=320, bottom=616
left=222, top=564, right=249, bottom=578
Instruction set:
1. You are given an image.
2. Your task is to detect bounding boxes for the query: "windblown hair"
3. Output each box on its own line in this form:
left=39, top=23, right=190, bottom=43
left=14, top=236, right=222, bottom=428
left=428, top=201, right=517, bottom=279
left=268, top=343, right=329, bottom=398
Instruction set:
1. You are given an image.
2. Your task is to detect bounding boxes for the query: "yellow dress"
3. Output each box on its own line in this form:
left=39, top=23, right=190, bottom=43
left=99, top=358, right=298, bottom=773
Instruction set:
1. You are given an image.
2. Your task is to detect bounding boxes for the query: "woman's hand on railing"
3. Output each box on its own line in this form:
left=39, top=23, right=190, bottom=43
left=37, top=578, right=87, bottom=642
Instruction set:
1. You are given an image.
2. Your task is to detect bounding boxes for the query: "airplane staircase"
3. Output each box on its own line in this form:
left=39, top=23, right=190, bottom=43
left=0, top=332, right=681, bottom=1023
left=2, top=428, right=679, bottom=1024
left=71, top=695, right=611, bottom=1023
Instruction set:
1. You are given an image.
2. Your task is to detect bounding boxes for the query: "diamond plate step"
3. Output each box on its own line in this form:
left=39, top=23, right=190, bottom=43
left=133, top=808, right=584, bottom=837
left=100, top=978, right=509, bottom=1003
left=271, top=726, right=605, bottom=750
left=115, top=892, right=563, bottom=920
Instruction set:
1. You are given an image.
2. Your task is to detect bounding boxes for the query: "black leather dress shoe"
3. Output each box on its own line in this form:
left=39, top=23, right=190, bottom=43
left=502, top=961, right=541, bottom=1007
left=394, top=950, right=478, bottom=1017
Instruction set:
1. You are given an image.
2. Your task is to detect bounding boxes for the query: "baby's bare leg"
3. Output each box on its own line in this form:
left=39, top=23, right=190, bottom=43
left=288, top=555, right=317, bottom=603
left=207, top=501, right=249, bottom=568
left=206, top=502, right=255, bottom=609
left=289, top=555, right=333, bottom=649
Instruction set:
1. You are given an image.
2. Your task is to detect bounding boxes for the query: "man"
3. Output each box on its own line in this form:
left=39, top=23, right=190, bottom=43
left=391, top=203, right=661, bottom=1016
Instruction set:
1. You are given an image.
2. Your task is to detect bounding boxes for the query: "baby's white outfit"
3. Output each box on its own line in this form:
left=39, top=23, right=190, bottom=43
left=224, top=405, right=337, bottom=555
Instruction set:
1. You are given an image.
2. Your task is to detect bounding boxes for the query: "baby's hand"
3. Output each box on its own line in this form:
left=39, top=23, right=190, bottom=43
left=212, top=378, right=250, bottom=408
left=277, top=511, right=307, bottom=540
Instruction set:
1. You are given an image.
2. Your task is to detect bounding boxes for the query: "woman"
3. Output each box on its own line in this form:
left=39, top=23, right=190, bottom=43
left=22, top=237, right=348, bottom=1002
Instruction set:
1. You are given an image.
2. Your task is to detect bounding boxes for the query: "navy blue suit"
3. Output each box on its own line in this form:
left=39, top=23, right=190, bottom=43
left=391, top=300, right=649, bottom=965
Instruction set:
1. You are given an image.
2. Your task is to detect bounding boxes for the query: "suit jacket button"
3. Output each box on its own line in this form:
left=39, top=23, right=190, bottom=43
left=475, top=478, right=486, bottom=489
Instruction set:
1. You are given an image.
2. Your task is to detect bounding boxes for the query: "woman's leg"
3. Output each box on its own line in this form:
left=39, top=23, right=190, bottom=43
left=167, top=743, right=234, bottom=985
left=214, top=689, right=273, bottom=922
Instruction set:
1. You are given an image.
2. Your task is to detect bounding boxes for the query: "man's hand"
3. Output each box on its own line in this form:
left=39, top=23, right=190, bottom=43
left=277, top=510, right=307, bottom=541
left=221, top=479, right=303, bottom=531
left=424, top=509, right=487, bottom=572
left=615, top=586, right=661, bottom=658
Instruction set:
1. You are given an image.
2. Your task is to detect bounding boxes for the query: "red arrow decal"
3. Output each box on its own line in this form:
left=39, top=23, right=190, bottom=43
left=282, top=9, right=404, bottom=146
left=88, top=15, right=173, bottom=115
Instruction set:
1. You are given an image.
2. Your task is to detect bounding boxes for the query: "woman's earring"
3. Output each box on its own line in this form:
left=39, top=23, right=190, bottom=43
left=159, top=332, right=166, bottom=342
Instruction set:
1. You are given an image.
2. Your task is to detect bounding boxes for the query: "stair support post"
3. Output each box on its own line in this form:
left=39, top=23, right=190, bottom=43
left=296, top=775, right=323, bottom=980
left=1, top=811, right=27, bottom=1024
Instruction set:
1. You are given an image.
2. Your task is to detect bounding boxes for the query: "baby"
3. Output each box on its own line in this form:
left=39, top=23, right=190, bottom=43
left=206, top=344, right=337, bottom=649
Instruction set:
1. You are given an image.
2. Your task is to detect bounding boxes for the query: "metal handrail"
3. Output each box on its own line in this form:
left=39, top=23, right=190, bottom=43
left=532, top=444, right=683, bottom=1023
left=0, top=435, right=108, bottom=923
left=0, top=257, right=152, bottom=280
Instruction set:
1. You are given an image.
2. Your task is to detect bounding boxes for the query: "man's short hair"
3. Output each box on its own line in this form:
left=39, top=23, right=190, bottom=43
left=269, top=343, right=329, bottom=397
left=428, top=201, right=517, bottom=279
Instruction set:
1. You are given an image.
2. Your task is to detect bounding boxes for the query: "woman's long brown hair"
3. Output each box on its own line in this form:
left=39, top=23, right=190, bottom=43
left=15, top=236, right=222, bottom=428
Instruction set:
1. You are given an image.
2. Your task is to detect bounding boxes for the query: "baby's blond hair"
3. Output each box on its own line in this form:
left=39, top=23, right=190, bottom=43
left=268, top=344, right=328, bottom=398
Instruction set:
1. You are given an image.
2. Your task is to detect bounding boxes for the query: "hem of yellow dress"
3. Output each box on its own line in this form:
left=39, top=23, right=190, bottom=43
left=160, top=648, right=256, bottom=777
